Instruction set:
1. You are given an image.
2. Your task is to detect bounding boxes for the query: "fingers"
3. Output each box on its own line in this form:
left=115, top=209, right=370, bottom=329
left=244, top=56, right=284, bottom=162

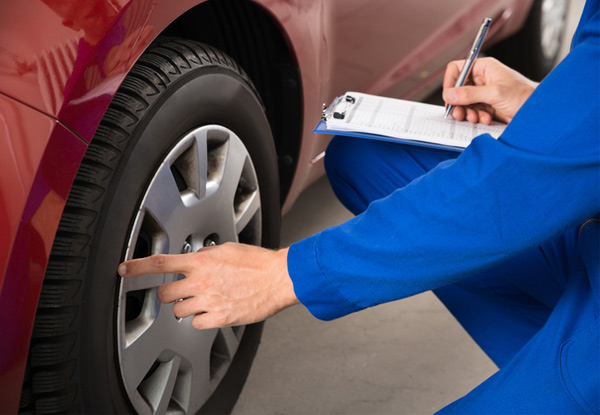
left=444, top=84, right=497, bottom=124
left=443, top=60, right=465, bottom=90
left=450, top=106, right=466, bottom=122
left=191, top=311, right=244, bottom=330
left=171, top=298, right=243, bottom=330
left=450, top=104, right=493, bottom=125
left=157, top=278, right=196, bottom=304
left=444, top=84, right=495, bottom=108
left=171, top=295, right=203, bottom=319
left=171, top=293, right=242, bottom=330
left=444, top=57, right=497, bottom=90
left=118, top=253, right=192, bottom=278
left=443, top=57, right=498, bottom=120
left=192, top=313, right=225, bottom=330
left=475, top=106, right=493, bottom=125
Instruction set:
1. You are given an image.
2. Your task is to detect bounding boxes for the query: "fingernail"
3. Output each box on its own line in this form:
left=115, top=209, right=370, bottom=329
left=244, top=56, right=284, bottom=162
left=118, top=264, right=127, bottom=276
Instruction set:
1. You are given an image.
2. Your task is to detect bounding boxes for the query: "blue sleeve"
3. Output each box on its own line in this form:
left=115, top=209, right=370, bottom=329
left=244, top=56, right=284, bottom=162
left=287, top=7, right=600, bottom=321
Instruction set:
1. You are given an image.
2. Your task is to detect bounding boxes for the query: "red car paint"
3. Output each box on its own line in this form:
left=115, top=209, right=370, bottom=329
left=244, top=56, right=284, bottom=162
left=0, top=0, right=534, bottom=411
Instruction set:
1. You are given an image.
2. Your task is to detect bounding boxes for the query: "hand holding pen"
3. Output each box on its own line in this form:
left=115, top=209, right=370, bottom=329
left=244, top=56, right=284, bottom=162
left=442, top=56, right=539, bottom=125
left=443, top=18, right=539, bottom=124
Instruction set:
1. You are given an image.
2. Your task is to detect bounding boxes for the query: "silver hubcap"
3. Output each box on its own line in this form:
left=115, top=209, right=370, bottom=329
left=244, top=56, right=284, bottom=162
left=117, top=125, right=262, bottom=414
left=540, top=0, right=569, bottom=60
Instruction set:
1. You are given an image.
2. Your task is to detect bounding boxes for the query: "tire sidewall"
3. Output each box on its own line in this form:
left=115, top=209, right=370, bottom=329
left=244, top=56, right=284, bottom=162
left=527, top=0, right=558, bottom=76
left=79, top=65, right=279, bottom=412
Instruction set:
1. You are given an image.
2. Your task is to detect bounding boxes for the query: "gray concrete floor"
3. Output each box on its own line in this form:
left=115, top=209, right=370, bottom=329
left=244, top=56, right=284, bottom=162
left=233, top=2, right=584, bottom=413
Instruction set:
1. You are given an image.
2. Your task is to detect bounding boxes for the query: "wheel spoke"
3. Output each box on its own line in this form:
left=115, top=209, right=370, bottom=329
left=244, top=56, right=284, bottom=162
left=170, top=129, right=209, bottom=205
left=187, top=344, right=213, bottom=410
left=234, top=189, right=260, bottom=235
left=219, top=139, right=248, bottom=202
left=120, top=321, right=168, bottom=394
left=218, top=327, right=242, bottom=359
left=138, top=355, right=181, bottom=415
left=119, top=280, right=163, bottom=355
left=142, top=162, right=186, bottom=234
left=190, top=128, right=209, bottom=201
left=121, top=273, right=165, bottom=293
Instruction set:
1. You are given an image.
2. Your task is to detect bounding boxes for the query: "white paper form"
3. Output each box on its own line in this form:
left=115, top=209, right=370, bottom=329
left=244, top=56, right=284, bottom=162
left=324, top=92, right=506, bottom=149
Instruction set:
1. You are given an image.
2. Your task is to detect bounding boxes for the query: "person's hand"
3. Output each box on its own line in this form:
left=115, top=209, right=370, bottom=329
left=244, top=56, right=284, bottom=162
left=443, top=57, right=538, bottom=124
left=118, top=243, right=299, bottom=330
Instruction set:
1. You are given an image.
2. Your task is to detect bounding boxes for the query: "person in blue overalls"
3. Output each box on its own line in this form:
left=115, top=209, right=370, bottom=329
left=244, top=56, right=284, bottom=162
left=120, top=1, right=599, bottom=412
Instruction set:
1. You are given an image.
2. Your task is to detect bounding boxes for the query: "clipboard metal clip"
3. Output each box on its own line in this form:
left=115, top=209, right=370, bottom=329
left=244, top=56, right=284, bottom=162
left=321, top=94, right=356, bottom=121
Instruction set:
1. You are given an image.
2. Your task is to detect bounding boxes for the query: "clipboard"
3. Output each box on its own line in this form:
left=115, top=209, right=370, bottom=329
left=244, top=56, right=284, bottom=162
left=313, top=119, right=465, bottom=152
left=316, top=92, right=506, bottom=152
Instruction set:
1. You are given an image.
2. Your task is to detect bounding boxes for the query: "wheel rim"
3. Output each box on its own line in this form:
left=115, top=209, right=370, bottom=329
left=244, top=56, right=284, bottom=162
left=540, top=0, right=569, bottom=60
left=117, top=125, right=262, bottom=414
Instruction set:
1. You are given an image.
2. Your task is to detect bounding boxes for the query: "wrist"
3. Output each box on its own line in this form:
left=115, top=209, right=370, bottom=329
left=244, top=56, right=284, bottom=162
left=273, top=247, right=300, bottom=309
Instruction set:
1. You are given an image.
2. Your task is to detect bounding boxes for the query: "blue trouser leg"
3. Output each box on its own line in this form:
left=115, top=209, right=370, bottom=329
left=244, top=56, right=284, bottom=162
left=324, top=135, right=599, bottom=413
left=440, top=267, right=599, bottom=413
left=325, top=135, right=457, bottom=215
left=433, top=229, right=576, bottom=369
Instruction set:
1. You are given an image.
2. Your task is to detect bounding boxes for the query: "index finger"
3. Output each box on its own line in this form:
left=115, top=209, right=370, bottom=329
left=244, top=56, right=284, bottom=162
left=118, top=254, right=191, bottom=277
left=443, top=60, right=466, bottom=90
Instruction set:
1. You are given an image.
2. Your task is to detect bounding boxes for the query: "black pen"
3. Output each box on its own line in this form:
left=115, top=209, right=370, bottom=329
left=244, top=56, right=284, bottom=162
left=445, top=17, right=492, bottom=118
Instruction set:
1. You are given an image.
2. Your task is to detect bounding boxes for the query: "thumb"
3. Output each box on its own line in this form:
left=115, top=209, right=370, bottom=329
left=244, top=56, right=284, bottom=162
left=443, top=85, right=494, bottom=107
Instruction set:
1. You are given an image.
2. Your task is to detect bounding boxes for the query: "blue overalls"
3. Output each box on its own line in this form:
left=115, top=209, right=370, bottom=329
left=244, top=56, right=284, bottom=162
left=287, top=1, right=600, bottom=412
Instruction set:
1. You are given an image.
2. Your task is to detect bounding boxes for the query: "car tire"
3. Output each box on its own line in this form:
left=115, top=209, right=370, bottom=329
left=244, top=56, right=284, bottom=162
left=489, top=0, right=570, bottom=81
left=20, top=39, right=280, bottom=414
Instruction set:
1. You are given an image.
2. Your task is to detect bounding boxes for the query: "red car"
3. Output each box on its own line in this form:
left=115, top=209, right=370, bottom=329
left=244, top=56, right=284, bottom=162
left=0, top=0, right=570, bottom=413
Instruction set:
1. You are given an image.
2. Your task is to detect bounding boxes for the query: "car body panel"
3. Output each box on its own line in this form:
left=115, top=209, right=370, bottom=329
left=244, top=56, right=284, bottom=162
left=260, top=0, right=534, bottom=209
left=0, top=1, right=534, bottom=412
left=0, top=0, right=161, bottom=141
